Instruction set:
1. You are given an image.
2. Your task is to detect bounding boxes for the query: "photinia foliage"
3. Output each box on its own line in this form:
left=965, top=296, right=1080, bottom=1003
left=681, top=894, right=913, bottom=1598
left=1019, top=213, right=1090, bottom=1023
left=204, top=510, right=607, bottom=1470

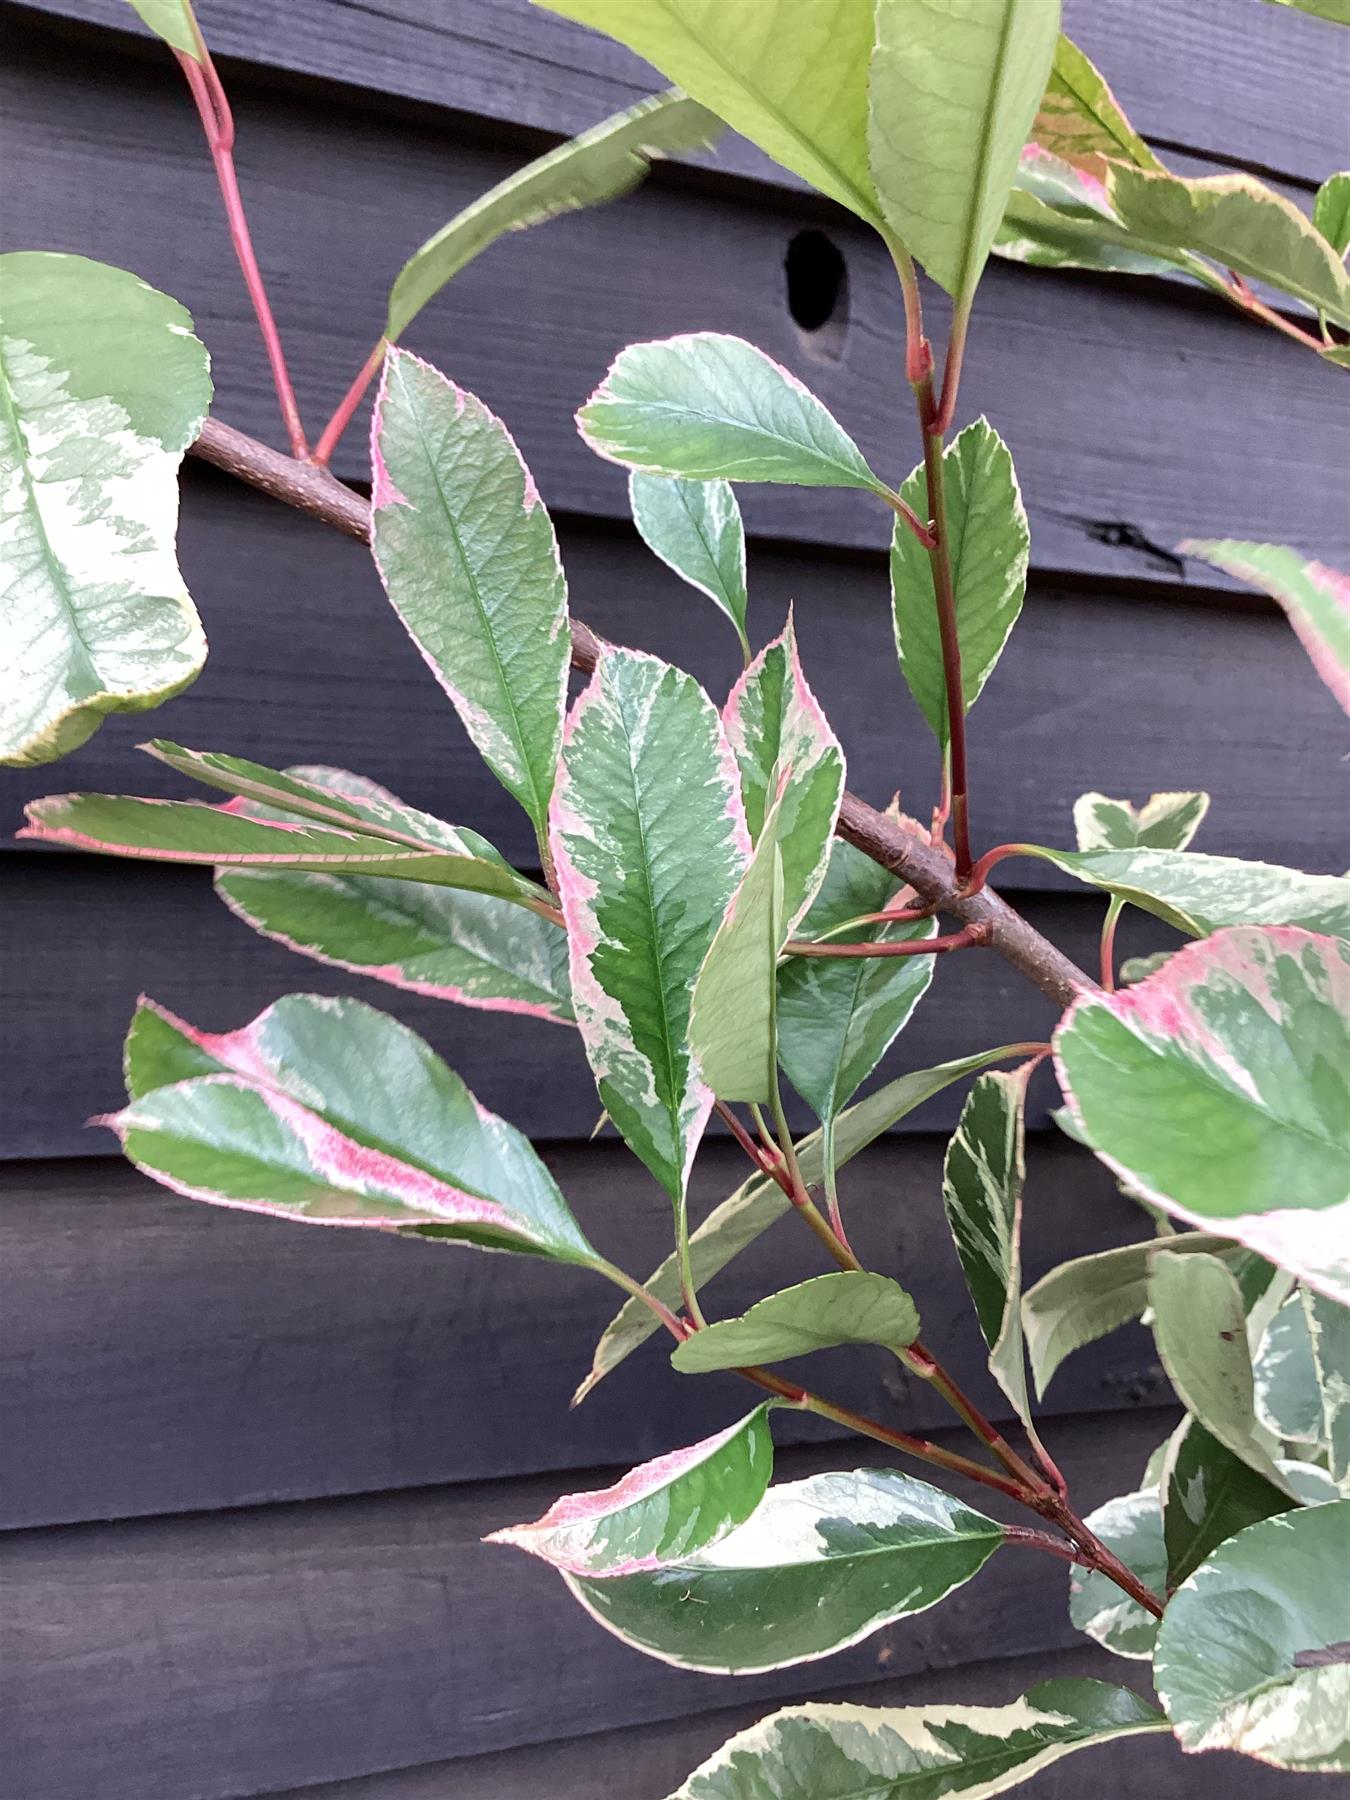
left=5, top=1, right=1350, bottom=1792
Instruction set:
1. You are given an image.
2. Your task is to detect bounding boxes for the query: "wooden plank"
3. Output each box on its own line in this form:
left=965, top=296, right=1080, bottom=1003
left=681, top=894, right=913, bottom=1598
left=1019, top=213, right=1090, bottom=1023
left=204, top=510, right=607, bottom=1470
left=1, top=1409, right=1179, bottom=1800
left=260, top=1645, right=1306, bottom=1800
left=18, top=0, right=1348, bottom=192
left=3, top=35, right=1346, bottom=580
left=2, top=474, right=1342, bottom=880
left=0, top=1140, right=1173, bottom=1527
left=0, top=856, right=1178, bottom=1160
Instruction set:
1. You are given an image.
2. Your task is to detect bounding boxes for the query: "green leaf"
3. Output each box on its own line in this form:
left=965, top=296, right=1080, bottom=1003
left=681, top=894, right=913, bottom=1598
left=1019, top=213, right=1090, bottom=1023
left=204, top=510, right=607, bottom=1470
left=212, top=765, right=573, bottom=1024
left=1067, top=1489, right=1166, bottom=1658
left=122, top=0, right=200, bottom=57
left=1153, top=1499, right=1350, bottom=1770
left=1055, top=926, right=1350, bottom=1303
left=109, top=994, right=601, bottom=1266
left=1031, top=34, right=1165, bottom=174
left=942, top=1067, right=1040, bottom=1440
left=869, top=0, right=1061, bottom=303
left=577, top=1045, right=1028, bottom=1399
left=1262, top=0, right=1350, bottom=22
left=671, top=1272, right=920, bottom=1374
left=0, top=252, right=211, bottom=767
left=1118, top=950, right=1174, bottom=985
left=723, top=614, right=845, bottom=930
left=630, top=473, right=749, bottom=655
left=386, top=92, right=720, bottom=341
left=1106, top=166, right=1350, bottom=329
left=995, top=151, right=1196, bottom=282
left=1163, top=1418, right=1294, bottom=1589
left=1255, top=1293, right=1324, bottom=1444
left=1304, top=1290, right=1350, bottom=1487
left=777, top=839, right=937, bottom=1133
left=1022, top=845, right=1350, bottom=939
left=689, top=789, right=787, bottom=1103
left=1314, top=172, right=1350, bottom=258
left=890, top=419, right=1029, bottom=747
left=1150, top=1250, right=1299, bottom=1497
left=486, top=1405, right=775, bottom=1574
left=567, top=1468, right=1003, bottom=1672
left=578, top=333, right=883, bottom=492
left=533, top=0, right=880, bottom=222
left=551, top=647, right=747, bottom=1203
left=1021, top=1232, right=1243, bottom=1399
left=1177, top=541, right=1349, bottom=717
left=371, top=347, right=569, bottom=835
left=664, top=1680, right=1166, bottom=1798
left=1073, top=790, right=1209, bottom=853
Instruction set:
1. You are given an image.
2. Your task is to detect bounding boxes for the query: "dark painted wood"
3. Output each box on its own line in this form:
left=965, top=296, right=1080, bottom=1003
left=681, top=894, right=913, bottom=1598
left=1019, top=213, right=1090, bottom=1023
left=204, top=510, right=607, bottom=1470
left=18, top=0, right=1348, bottom=192
left=0, top=855, right=1181, bottom=1159
left=3, top=476, right=1344, bottom=881
left=1, top=1410, right=1178, bottom=1800
left=263, top=1645, right=1305, bottom=1800
left=3, top=33, right=1347, bottom=579
left=0, top=1142, right=1171, bottom=1527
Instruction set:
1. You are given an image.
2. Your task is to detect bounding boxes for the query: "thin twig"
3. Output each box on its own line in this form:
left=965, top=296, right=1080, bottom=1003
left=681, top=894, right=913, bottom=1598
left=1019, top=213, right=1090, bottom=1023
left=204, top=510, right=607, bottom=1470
left=313, top=337, right=388, bottom=468
left=784, top=921, right=991, bottom=959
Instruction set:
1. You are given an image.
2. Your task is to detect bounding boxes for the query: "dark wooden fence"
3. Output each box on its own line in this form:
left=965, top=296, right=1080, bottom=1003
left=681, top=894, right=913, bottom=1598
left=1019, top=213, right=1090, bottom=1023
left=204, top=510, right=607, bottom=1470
left=2, top=3, right=1347, bottom=1795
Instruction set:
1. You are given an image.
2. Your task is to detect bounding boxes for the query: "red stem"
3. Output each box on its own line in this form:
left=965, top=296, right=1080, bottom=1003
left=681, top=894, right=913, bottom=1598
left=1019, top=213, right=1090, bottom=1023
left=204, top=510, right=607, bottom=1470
left=961, top=842, right=1034, bottom=896
left=175, top=43, right=308, bottom=457
left=1224, top=272, right=1336, bottom=355
left=313, top=337, right=388, bottom=468
left=1003, top=1525, right=1093, bottom=1569
left=784, top=922, right=991, bottom=959
left=1099, top=899, right=1123, bottom=992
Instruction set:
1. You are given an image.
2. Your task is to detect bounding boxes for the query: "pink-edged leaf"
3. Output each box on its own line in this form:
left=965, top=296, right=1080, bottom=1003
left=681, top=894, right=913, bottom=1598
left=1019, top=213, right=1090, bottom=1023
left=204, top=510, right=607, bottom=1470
left=1178, top=541, right=1350, bottom=716
left=485, top=1405, right=775, bottom=1576
left=108, top=993, right=600, bottom=1266
left=723, top=612, right=844, bottom=932
left=1055, top=926, right=1350, bottom=1304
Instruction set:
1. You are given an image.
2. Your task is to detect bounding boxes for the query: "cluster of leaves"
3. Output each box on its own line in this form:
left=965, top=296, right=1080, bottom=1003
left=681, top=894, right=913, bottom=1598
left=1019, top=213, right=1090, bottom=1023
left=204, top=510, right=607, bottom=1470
left=3, top=1, right=1350, bottom=1796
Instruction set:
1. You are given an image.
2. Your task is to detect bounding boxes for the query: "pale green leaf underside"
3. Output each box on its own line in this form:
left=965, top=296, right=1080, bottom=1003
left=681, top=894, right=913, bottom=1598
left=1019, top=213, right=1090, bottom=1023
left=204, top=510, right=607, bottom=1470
left=1255, top=1293, right=1324, bottom=1444
left=1031, top=33, right=1165, bottom=174
left=371, top=348, right=569, bottom=834
left=1, top=251, right=211, bottom=766
left=1055, top=927, right=1350, bottom=1304
left=387, top=92, right=720, bottom=340
left=869, top=0, right=1062, bottom=301
left=671, top=1271, right=920, bottom=1373
left=1313, top=172, right=1350, bottom=258
left=1068, top=1488, right=1166, bottom=1659
left=122, top=0, right=200, bottom=56
left=689, top=794, right=785, bottom=1103
left=534, top=0, right=880, bottom=222
left=112, top=993, right=599, bottom=1265
left=630, top=472, right=749, bottom=650
left=568, top=1468, right=1001, bottom=1673
left=891, top=418, right=1029, bottom=747
left=1154, top=1500, right=1350, bottom=1771
left=1303, top=1289, right=1350, bottom=1486
left=665, top=1679, right=1164, bottom=1799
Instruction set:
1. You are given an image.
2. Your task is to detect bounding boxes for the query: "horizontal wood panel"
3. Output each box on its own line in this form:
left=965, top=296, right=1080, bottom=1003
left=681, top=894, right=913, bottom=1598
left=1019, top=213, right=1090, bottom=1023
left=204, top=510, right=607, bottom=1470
left=19, top=0, right=1348, bottom=192
left=4, top=33, right=1347, bottom=580
left=265, top=1645, right=1305, bottom=1800
left=0, top=855, right=1180, bottom=1159
left=3, top=476, right=1343, bottom=880
left=0, top=1142, right=1170, bottom=1527
left=2, top=1409, right=1178, bottom=1800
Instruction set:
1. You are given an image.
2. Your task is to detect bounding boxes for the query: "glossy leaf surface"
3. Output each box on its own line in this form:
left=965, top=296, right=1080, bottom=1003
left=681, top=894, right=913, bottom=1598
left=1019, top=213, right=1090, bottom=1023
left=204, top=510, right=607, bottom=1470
left=890, top=419, right=1029, bottom=747
left=630, top=474, right=749, bottom=653
left=1, top=252, right=210, bottom=766
left=371, top=348, right=569, bottom=833
left=1072, top=789, right=1209, bottom=853
left=568, top=1469, right=1002, bottom=1672
left=671, top=1272, right=920, bottom=1374
left=1056, top=928, right=1350, bottom=1303
left=1163, top=1419, right=1294, bottom=1590
left=486, top=1406, right=774, bottom=1574
left=1067, top=1489, right=1165, bottom=1659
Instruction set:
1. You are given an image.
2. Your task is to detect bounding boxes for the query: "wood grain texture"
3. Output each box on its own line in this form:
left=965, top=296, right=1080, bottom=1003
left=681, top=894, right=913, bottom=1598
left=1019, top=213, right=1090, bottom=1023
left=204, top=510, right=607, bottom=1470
left=16, top=0, right=1348, bottom=192
left=0, top=1142, right=1172, bottom=1528
left=257, top=1645, right=1307, bottom=1800
left=3, top=31, right=1347, bottom=581
left=1, top=1409, right=1180, bottom=1800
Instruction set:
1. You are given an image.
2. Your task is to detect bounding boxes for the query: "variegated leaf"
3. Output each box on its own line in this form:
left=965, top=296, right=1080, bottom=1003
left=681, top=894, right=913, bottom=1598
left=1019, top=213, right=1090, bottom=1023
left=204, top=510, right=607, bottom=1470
left=1314, top=172, right=1350, bottom=258
left=1, top=253, right=211, bottom=766
left=122, top=0, right=200, bottom=57
left=371, top=348, right=570, bottom=835
left=1072, top=789, right=1209, bottom=853
left=1056, top=927, right=1350, bottom=1303
left=109, top=995, right=601, bottom=1266
left=629, top=473, right=749, bottom=656
left=1068, top=1489, right=1166, bottom=1659
left=486, top=1406, right=775, bottom=1575
left=1304, top=1289, right=1350, bottom=1487
left=723, top=614, right=844, bottom=931
left=1162, top=1418, right=1294, bottom=1590
left=550, top=647, right=748, bottom=1202
left=671, top=1272, right=920, bottom=1374
left=1031, top=34, right=1165, bottom=174
left=995, top=148, right=1194, bottom=281
left=1255, top=1292, right=1324, bottom=1444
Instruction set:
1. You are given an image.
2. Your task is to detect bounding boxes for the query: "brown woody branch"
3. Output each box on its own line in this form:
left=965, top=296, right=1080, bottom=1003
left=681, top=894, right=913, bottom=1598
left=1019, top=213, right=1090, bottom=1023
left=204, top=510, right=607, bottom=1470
left=189, top=416, right=1094, bottom=1007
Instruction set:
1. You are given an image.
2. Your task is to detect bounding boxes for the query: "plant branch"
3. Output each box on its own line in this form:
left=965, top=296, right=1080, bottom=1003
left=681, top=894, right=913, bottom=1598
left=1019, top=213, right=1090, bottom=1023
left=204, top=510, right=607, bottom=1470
left=784, top=921, right=992, bottom=959
left=1223, top=273, right=1337, bottom=355
left=175, top=36, right=308, bottom=458
left=187, top=415, right=1095, bottom=1007
left=1002, top=1525, right=1093, bottom=1570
